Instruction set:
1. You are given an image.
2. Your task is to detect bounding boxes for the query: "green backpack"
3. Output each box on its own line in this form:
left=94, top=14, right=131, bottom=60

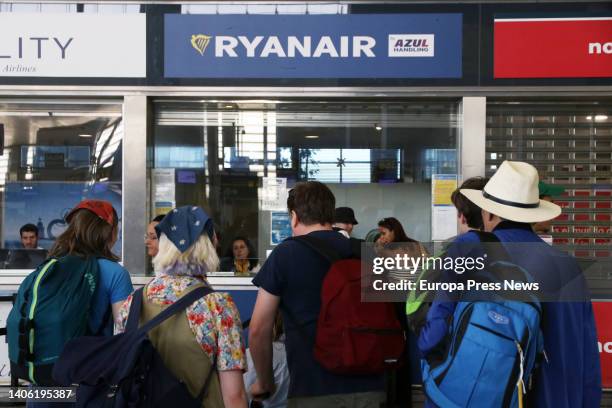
left=7, top=255, right=100, bottom=385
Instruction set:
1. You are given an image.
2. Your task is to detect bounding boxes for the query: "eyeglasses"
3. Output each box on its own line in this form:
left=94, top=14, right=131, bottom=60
left=144, top=234, right=158, bottom=241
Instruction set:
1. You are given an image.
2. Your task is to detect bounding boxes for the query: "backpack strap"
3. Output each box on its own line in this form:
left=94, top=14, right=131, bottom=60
left=136, top=286, right=214, bottom=335
left=125, top=288, right=144, bottom=333
left=288, top=234, right=343, bottom=264
left=92, top=305, right=114, bottom=336
left=196, top=354, right=217, bottom=402
left=17, top=259, right=57, bottom=368
left=471, top=230, right=499, bottom=243
left=471, top=230, right=513, bottom=263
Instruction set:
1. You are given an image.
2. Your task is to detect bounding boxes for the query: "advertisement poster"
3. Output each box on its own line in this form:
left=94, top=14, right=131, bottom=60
left=431, top=174, right=458, bottom=240
left=270, top=211, right=292, bottom=245
left=4, top=182, right=122, bottom=255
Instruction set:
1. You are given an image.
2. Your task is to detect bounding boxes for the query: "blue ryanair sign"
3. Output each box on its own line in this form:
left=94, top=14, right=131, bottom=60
left=164, top=14, right=462, bottom=79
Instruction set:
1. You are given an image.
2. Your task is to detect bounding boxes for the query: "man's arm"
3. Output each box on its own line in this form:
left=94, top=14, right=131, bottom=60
left=249, top=287, right=281, bottom=397
left=417, top=300, right=456, bottom=357
left=583, top=301, right=602, bottom=407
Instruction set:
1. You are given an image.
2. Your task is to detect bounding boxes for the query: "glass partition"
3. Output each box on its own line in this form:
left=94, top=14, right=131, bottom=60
left=151, top=100, right=460, bottom=276
left=0, top=100, right=123, bottom=270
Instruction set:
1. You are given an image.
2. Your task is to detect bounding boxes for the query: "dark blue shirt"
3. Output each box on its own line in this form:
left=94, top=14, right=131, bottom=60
left=419, top=223, right=601, bottom=407
left=492, top=222, right=601, bottom=408
left=252, top=230, right=384, bottom=398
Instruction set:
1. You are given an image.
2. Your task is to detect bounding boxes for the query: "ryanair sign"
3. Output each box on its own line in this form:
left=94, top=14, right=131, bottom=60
left=165, top=14, right=462, bottom=78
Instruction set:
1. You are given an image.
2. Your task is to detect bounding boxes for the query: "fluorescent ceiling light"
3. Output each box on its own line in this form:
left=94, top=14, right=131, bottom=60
left=78, top=134, right=92, bottom=138
left=594, top=115, right=608, bottom=122
left=305, top=135, right=319, bottom=139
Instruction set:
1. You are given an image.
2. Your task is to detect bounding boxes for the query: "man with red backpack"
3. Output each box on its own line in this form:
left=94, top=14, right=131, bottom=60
left=249, top=181, right=402, bottom=408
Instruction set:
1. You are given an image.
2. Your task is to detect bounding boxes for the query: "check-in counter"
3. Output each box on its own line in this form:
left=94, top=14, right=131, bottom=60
left=0, top=273, right=259, bottom=384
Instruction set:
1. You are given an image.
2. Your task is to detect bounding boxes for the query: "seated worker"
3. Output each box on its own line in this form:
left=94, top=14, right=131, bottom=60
left=20, top=223, right=42, bottom=249
left=220, top=236, right=260, bottom=275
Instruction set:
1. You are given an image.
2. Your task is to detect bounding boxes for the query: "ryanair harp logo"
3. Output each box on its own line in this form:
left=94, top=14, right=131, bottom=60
left=191, top=34, right=212, bottom=56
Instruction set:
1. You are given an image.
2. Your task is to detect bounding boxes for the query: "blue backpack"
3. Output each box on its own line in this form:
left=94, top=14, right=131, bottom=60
left=7, top=256, right=102, bottom=385
left=421, top=232, right=544, bottom=408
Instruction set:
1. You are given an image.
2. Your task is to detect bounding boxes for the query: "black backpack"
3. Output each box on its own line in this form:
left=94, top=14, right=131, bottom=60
left=52, top=286, right=215, bottom=408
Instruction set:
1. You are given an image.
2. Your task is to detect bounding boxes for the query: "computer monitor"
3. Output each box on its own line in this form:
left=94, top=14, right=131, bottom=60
left=5, top=249, right=48, bottom=269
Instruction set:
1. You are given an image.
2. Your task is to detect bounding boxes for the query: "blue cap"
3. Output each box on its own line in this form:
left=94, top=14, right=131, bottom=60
left=155, top=205, right=215, bottom=253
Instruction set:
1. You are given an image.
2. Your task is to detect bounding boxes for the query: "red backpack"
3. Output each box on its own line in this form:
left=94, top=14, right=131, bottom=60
left=289, top=235, right=405, bottom=375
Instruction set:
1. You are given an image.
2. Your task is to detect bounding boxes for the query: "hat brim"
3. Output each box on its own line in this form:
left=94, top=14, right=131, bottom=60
left=460, top=189, right=562, bottom=223
left=336, top=218, right=358, bottom=225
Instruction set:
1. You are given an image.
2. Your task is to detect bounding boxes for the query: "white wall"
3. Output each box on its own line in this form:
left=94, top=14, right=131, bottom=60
left=329, top=182, right=432, bottom=242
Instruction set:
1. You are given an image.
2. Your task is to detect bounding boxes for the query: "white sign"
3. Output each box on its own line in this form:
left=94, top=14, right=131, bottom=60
left=432, top=206, right=458, bottom=241
left=388, top=34, right=434, bottom=57
left=153, top=169, right=176, bottom=204
left=0, top=13, right=146, bottom=77
left=261, top=177, right=288, bottom=211
left=431, top=174, right=458, bottom=241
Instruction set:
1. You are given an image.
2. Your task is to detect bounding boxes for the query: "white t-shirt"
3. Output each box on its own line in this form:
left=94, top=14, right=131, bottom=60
left=244, top=341, right=289, bottom=408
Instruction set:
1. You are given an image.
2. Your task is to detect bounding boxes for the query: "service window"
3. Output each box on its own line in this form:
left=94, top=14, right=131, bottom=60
left=150, top=100, right=459, bottom=276
left=0, top=100, right=124, bottom=270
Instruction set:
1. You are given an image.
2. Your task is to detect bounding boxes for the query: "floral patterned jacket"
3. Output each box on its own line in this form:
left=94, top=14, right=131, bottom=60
left=115, top=275, right=247, bottom=371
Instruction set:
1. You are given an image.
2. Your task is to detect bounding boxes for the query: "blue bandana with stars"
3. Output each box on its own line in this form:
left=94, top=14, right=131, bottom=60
left=155, top=205, right=215, bottom=253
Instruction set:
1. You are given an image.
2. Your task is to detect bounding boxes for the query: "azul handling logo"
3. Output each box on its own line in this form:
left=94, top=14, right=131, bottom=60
left=388, top=34, right=434, bottom=57
left=189, top=34, right=377, bottom=58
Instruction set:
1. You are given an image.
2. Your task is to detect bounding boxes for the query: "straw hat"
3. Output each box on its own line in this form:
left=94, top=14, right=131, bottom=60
left=460, top=161, right=561, bottom=223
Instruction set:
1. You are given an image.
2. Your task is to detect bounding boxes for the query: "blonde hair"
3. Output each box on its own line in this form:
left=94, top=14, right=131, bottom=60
left=153, top=233, right=219, bottom=276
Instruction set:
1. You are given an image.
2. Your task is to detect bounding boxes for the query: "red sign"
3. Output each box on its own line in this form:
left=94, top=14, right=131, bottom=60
left=593, top=302, right=612, bottom=387
left=494, top=17, right=612, bottom=78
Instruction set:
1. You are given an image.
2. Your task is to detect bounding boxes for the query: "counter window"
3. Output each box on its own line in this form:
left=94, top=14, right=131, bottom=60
left=0, top=100, right=124, bottom=270
left=151, top=100, right=459, bottom=275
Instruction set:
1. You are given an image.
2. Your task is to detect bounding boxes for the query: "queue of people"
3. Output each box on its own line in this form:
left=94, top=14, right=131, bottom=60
left=5, top=159, right=602, bottom=408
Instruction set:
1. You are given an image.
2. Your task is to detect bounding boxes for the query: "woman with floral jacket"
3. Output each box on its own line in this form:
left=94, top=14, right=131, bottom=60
left=115, top=206, right=248, bottom=408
